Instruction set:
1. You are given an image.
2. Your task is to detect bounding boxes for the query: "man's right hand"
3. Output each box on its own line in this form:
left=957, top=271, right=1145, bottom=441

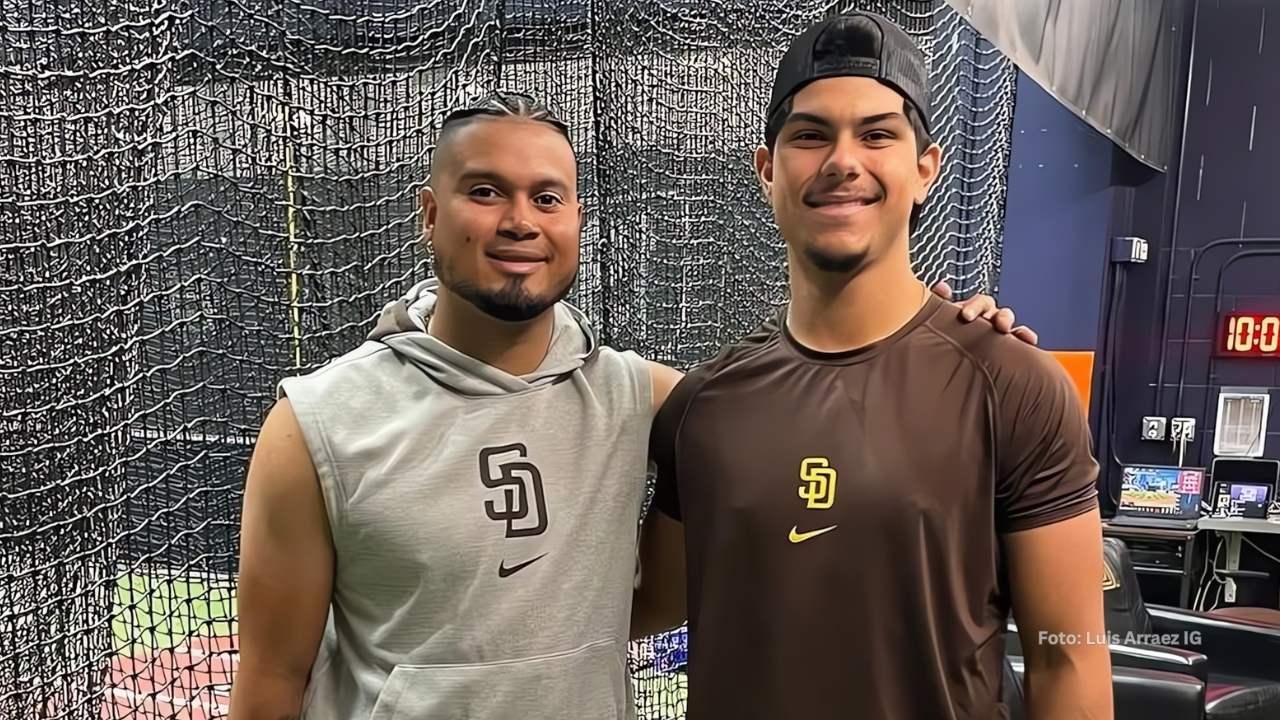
left=228, top=398, right=334, bottom=719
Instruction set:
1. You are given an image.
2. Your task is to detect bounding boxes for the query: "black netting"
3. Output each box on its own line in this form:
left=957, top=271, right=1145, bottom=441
left=0, top=0, right=1013, bottom=716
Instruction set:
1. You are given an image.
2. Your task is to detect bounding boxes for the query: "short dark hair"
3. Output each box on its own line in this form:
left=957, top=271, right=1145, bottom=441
left=764, top=91, right=934, bottom=233
left=438, top=91, right=572, bottom=148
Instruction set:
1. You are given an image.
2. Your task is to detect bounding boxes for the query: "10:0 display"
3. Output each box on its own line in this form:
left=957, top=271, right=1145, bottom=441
left=1219, top=312, right=1280, bottom=356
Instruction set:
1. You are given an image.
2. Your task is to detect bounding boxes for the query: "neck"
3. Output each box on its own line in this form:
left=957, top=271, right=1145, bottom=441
left=428, top=286, right=556, bottom=376
left=786, top=241, right=926, bottom=353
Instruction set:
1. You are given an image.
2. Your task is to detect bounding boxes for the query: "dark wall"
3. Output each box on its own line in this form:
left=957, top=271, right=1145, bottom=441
left=1000, top=72, right=1114, bottom=352
left=1107, top=0, right=1280, bottom=495
left=997, top=0, right=1280, bottom=508
left=996, top=41, right=1190, bottom=505
left=997, top=0, right=1280, bottom=607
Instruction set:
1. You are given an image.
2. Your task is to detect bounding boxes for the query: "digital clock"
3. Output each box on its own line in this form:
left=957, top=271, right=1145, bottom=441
left=1218, top=312, right=1280, bottom=357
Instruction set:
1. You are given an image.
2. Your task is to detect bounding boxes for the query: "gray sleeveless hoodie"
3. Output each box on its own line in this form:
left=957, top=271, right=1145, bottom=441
left=278, top=278, right=652, bottom=720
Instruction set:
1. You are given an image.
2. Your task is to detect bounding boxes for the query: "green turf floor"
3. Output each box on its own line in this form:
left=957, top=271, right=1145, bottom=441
left=111, top=572, right=237, bottom=655
left=109, top=571, right=687, bottom=716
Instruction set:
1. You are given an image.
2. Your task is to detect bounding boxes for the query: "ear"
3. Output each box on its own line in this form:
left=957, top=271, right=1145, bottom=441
left=915, top=143, right=943, bottom=205
left=419, top=185, right=439, bottom=250
left=753, top=145, right=775, bottom=205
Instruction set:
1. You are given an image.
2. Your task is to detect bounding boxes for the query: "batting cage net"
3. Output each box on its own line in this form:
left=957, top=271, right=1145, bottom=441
left=0, top=0, right=1014, bottom=716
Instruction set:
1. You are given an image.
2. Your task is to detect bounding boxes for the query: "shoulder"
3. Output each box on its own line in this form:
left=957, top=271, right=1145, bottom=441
left=651, top=310, right=785, bottom=428
left=578, top=346, right=692, bottom=425
left=691, top=307, right=788, bottom=385
left=287, top=341, right=394, bottom=380
left=276, top=341, right=400, bottom=403
left=593, top=352, right=691, bottom=417
left=645, top=361, right=685, bottom=414
left=920, top=301, right=1072, bottom=395
left=656, top=362, right=714, bottom=422
left=921, top=304, right=1087, bottom=465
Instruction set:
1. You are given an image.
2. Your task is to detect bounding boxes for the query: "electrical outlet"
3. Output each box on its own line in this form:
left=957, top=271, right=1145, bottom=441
left=1112, top=236, right=1149, bottom=264
left=1170, top=417, right=1197, bottom=441
left=1141, top=416, right=1167, bottom=441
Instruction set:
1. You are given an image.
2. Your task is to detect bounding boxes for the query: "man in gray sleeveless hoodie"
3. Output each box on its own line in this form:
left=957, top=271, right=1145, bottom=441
left=227, top=93, right=1033, bottom=720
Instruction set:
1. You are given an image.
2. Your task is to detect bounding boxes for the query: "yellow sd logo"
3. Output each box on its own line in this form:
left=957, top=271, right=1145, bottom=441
left=798, top=457, right=837, bottom=510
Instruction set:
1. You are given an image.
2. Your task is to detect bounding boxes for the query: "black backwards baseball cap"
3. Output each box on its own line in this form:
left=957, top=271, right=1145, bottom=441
left=765, top=12, right=933, bottom=148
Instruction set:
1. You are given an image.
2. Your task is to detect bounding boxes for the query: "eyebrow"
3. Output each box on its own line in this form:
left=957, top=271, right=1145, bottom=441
left=784, top=111, right=907, bottom=129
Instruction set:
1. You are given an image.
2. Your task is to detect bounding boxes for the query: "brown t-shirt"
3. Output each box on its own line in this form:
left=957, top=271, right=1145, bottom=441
left=651, top=294, right=1099, bottom=720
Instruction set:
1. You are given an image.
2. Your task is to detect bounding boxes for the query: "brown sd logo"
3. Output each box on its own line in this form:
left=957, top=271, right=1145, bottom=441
left=479, top=443, right=549, bottom=539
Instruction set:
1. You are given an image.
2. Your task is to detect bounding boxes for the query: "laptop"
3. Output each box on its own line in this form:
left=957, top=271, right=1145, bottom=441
left=1110, top=464, right=1205, bottom=529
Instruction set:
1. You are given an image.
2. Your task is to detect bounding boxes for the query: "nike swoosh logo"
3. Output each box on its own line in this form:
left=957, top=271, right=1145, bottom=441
left=497, top=553, right=548, bottom=578
left=789, top=525, right=838, bottom=543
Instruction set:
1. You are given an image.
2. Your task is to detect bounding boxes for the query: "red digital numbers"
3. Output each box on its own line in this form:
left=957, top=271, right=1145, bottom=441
left=1219, top=313, right=1280, bottom=357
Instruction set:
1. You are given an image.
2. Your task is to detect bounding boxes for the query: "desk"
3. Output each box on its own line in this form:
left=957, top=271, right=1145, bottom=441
left=1102, top=522, right=1201, bottom=608
left=1196, top=517, right=1280, bottom=604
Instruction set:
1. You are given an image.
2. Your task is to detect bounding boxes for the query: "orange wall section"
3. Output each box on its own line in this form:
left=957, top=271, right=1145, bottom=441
left=1051, top=351, right=1094, bottom=416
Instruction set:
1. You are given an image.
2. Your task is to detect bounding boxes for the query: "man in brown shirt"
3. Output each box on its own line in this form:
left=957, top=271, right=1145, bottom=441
left=634, top=12, right=1113, bottom=720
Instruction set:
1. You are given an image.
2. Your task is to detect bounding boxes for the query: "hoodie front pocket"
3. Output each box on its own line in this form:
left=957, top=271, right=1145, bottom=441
left=369, top=638, right=628, bottom=720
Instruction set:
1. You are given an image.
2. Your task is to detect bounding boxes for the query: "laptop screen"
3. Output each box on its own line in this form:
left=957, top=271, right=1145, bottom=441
left=1227, top=483, right=1271, bottom=517
left=1119, top=465, right=1205, bottom=518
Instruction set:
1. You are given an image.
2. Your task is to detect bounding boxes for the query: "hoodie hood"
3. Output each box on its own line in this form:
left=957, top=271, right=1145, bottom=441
left=366, top=278, right=598, bottom=397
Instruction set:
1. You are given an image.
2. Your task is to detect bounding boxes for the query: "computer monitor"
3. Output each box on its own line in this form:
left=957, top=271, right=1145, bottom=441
left=1226, top=483, right=1271, bottom=518
left=1118, top=465, right=1205, bottom=519
left=1211, top=457, right=1280, bottom=486
left=1210, top=457, right=1279, bottom=518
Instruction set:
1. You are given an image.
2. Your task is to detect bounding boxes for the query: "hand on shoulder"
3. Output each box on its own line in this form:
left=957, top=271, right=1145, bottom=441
left=932, top=281, right=1039, bottom=346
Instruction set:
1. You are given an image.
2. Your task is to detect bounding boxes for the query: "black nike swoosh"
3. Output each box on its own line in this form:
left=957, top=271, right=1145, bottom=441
left=497, top=553, right=548, bottom=578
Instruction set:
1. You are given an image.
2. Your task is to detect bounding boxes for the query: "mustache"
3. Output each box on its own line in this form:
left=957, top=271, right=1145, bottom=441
left=802, top=180, right=885, bottom=207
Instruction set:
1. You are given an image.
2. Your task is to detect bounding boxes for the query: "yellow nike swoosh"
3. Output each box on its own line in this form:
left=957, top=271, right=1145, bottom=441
left=789, top=525, right=838, bottom=543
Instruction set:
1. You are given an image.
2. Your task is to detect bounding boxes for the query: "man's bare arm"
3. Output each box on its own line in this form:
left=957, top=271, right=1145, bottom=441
left=228, top=398, right=335, bottom=720
left=631, top=361, right=688, bottom=639
left=1005, top=508, right=1113, bottom=720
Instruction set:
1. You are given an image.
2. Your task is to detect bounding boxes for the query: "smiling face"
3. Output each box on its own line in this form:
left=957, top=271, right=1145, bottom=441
left=755, top=76, right=941, bottom=276
left=420, top=115, right=581, bottom=322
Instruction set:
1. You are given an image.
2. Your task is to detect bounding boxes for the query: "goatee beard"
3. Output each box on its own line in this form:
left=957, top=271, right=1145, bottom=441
left=434, top=258, right=575, bottom=322
left=803, top=246, right=868, bottom=276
